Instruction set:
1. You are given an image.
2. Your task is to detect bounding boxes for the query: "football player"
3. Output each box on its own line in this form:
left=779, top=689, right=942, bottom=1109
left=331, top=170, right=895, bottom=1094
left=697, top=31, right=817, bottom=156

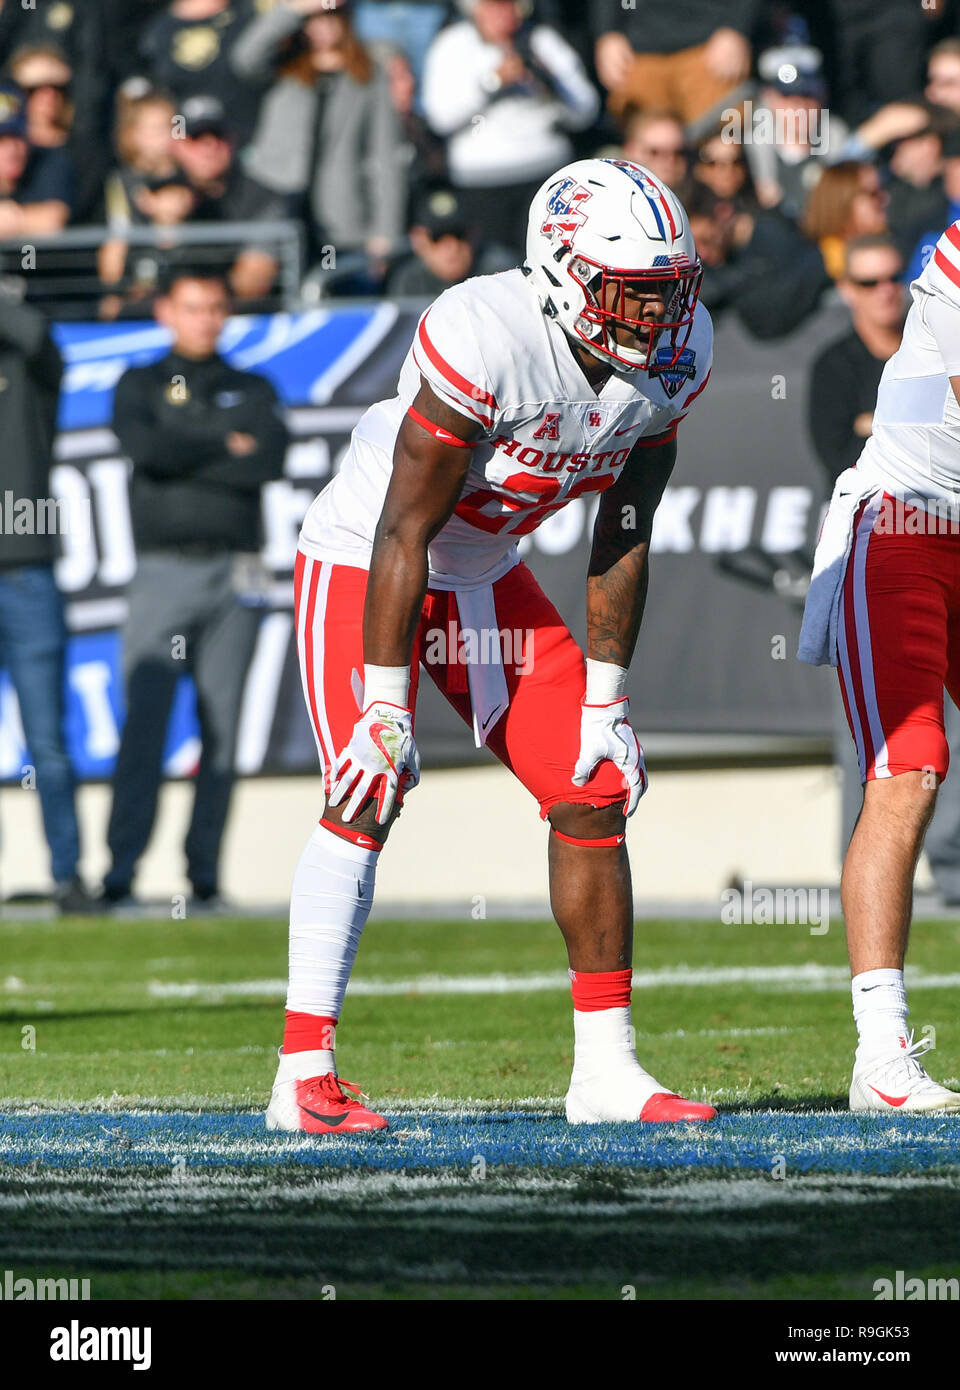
left=268, top=158, right=717, bottom=1132
left=800, top=220, right=960, bottom=1113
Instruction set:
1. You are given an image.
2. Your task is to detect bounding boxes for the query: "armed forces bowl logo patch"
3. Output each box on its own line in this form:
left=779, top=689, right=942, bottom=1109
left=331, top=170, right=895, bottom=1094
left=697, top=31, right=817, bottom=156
left=649, top=346, right=696, bottom=399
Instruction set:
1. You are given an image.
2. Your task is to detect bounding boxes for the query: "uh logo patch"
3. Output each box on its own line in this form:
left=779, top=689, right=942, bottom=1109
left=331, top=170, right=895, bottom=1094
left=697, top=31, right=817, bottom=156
left=649, top=346, right=696, bottom=399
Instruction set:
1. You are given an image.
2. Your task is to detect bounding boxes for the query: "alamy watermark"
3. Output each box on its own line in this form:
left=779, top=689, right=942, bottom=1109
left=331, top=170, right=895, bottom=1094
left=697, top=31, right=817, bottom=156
left=0, top=491, right=90, bottom=539
left=422, top=623, right=534, bottom=676
left=874, top=1270, right=959, bottom=1300
left=721, top=99, right=829, bottom=153
left=1, top=1268, right=90, bottom=1300
left=721, top=880, right=830, bottom=935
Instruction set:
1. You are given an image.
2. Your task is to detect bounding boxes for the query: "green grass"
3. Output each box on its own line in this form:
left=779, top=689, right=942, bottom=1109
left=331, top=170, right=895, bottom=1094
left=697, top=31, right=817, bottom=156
left=2, top=913, right=960, bottom=1108
left=2, top=912, right=960, bottom=1301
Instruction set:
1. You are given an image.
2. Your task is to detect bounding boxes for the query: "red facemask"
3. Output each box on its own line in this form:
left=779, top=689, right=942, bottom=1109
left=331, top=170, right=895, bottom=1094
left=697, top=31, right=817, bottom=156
left=567, top=253, right=703, bottom=370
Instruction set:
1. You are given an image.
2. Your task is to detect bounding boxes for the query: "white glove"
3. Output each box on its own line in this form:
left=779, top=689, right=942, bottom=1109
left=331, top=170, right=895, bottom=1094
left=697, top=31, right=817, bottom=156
left=571, top=698, right=647, bottom=816
left=328, top=701, right=421, bottom=826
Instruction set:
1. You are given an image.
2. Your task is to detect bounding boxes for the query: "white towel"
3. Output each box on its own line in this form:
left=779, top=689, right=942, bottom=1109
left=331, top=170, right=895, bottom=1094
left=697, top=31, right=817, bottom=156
left=797, top=464, right=883, bottom=667
left=454, top=584, right=510, bottom=747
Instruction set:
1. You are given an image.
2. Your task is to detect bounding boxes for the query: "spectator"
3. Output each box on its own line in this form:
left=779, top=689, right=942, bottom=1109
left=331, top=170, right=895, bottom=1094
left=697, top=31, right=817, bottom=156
left=138, top=0, right=264, bottom=149
left=174, top=95, right=287, bottom=302
left=98, top=169, right=199, bottom=319
left=925, top=37, right=960, bottom=118
left=904, top=127, right=960, bottom=284
left=102, top=89, right=180, bottom=232
left=619, top=107, right=688, bottom=192
left=808, top=235, right=906, bottom=484
left=0, top=80, right=72, bottom=238
left=0, top=284, right=92, bottom=913
left=688, top=181, right=830, bottom=339
left=802, top=161, right=888, bottom=281
left=421, top=0, right=599, bottom=255
left=0, top=1, right=107, bottom=219
left=747, top=41, right=847, bottom=220
left=7, top=45, right=77, bottom=215
left=806, top=233, right=910, bottom=861
left=103, top=270, right=287, bottom=912
left=8, top=44, right=73, bottom=152
left=884, top=107, right=959, bottom=262
left=592, top=0, right=754, bottom=125
left=370, top=41, right=447, bottom=203
left=826, top=0, right=927, bottom=125
left=385, top=181, right=515, bottom=295
left=691, top=132, right=758, bottom=215
left=351, top=0, right=448, bottom=89
left=234, top=0, right=405, bottom=263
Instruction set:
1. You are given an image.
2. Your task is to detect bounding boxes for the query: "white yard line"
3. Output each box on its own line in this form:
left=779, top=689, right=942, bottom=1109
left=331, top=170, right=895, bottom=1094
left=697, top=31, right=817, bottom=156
left=143, top=963, right=960, bottom=1000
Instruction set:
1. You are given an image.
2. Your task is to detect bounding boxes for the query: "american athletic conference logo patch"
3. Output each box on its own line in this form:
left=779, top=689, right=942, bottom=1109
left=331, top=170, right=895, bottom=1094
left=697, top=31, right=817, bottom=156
left=649, top=346, right=696, bottom=399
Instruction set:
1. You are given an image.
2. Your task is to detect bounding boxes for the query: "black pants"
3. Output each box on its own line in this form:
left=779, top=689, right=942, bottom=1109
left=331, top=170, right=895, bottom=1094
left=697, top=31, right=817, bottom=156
left=105, top=552, right=260, bottom=896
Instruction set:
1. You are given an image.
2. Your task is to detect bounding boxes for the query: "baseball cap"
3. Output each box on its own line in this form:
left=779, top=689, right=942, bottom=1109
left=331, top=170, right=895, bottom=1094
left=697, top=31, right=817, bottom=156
left=415, top=185, right=468, bottom=239
left=182, top=95, right=231, bottom=140
left=758, top=44, right=826, bottom=100
left=0, top=82, right=27, bottom=139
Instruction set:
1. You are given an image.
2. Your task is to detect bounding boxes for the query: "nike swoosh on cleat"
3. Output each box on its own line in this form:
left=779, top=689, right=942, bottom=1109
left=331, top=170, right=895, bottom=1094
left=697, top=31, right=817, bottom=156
left=868, top=1086, right=909, bottom=1107
left=301, top=1107, right=350, bottom=1126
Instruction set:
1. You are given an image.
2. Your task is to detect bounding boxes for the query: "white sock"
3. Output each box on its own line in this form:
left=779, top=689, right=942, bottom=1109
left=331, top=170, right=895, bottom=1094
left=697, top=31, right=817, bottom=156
left=286, top=823, right=379, bottom=1033
left=571, top=1006, right=644, bottom=1077
left=852, top=969, right=908, bottom=1054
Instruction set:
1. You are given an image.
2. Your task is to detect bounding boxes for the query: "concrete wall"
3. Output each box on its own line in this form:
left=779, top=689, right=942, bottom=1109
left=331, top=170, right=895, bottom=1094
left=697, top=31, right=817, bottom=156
left=0, top=762, right=861, bottom=911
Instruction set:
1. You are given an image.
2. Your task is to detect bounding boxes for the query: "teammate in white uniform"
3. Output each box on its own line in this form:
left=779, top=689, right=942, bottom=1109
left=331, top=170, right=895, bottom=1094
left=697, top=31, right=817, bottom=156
left=800, top=221, right=960, bottom=1113
left=269, top=158, right=717, bottom=1132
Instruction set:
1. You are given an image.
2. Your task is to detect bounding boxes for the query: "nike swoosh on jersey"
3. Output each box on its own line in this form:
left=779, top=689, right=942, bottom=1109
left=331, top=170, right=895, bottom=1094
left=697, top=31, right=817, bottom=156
left=614, top=423, right=645, bottom=436
left=868, top=1086, right=909, bottom=1107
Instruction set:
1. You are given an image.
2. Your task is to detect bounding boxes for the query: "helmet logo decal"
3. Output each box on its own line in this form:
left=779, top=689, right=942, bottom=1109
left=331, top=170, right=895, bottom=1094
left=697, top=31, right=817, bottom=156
left=541, top=177, right=592, bottom=247
left=603, top=159, right=677, bottom=242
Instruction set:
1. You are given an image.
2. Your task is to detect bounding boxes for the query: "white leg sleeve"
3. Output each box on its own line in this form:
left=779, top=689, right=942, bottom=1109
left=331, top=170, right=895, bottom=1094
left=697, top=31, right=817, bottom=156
left=286, top=823, right=379, bottom=1019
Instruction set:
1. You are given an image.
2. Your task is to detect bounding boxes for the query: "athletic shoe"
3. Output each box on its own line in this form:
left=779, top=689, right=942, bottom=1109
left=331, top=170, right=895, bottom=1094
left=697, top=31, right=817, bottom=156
left=54, top=877, right=98, bottom=916
left=566, top=1063, right=717, bottom=1124
left=266, top=1049, right=388, bottom=1133
left=850, top=1031, right=960, bottom=1113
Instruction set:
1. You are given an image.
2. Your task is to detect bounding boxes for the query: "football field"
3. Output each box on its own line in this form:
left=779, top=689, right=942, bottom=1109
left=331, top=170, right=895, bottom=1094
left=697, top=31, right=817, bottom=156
left=2, top=911, right=960, bottom=1300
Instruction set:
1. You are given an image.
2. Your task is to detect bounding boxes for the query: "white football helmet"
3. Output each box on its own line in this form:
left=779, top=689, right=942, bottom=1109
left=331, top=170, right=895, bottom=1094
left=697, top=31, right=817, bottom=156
left=524, top=158, right=702, bottom=372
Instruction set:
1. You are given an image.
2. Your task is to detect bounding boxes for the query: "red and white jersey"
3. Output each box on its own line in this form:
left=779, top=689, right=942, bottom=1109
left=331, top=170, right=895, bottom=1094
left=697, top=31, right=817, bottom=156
left=860, top=220, right=960, bottom=500
left=300, top=268, right=713, bottom=589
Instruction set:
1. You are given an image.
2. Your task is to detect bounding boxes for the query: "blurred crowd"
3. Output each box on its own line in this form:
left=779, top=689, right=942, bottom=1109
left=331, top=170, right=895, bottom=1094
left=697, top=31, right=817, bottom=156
left=0, top=0, right=959, bottom=322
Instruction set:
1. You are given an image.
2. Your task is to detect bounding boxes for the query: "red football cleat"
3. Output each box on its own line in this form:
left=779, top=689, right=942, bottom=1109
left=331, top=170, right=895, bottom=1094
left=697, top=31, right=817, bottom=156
left=640, top=1091, right=718, bottom=1122
left=267, top=1065, right=388, bottom=1133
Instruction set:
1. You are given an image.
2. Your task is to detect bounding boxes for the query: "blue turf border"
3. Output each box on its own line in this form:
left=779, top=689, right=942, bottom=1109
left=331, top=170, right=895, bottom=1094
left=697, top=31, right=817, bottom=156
left=1, top=1111, right=960, bottom=1175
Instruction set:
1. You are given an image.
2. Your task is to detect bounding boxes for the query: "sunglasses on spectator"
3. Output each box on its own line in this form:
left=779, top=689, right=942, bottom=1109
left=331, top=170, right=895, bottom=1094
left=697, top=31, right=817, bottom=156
left=848, top=274, right=900, bottom=287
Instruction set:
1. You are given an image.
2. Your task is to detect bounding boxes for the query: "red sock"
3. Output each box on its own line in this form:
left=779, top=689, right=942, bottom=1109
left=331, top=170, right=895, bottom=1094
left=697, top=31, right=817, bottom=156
left=284, top=1010, right=337, bottom=1053
left=568, top=968, right=632, bottom=1012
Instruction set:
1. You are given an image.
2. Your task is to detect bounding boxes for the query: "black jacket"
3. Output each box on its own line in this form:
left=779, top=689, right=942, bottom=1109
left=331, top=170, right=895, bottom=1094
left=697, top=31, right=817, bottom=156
left=808, top=330, right=888, bottom=489
left=0, top=296, right=63, bottom=570
left=112, top=350, right=287, bottom=554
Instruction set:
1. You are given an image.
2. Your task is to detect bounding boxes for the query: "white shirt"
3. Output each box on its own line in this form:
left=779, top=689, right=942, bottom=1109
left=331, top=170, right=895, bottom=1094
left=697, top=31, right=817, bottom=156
left=421, top=21, right=599, bottom=187
left=860, top=220, right=960, bottom=501
left=299, top=268, right=713, bottom=590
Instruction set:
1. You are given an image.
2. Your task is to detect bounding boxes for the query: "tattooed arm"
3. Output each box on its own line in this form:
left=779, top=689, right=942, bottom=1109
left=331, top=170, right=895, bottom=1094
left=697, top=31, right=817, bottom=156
left=586, top=432, right=678, bottom=665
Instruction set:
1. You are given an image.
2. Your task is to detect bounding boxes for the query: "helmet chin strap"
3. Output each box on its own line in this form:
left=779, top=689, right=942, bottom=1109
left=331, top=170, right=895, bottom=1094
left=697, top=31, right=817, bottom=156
left=569, top=317, right=646, bottom=372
